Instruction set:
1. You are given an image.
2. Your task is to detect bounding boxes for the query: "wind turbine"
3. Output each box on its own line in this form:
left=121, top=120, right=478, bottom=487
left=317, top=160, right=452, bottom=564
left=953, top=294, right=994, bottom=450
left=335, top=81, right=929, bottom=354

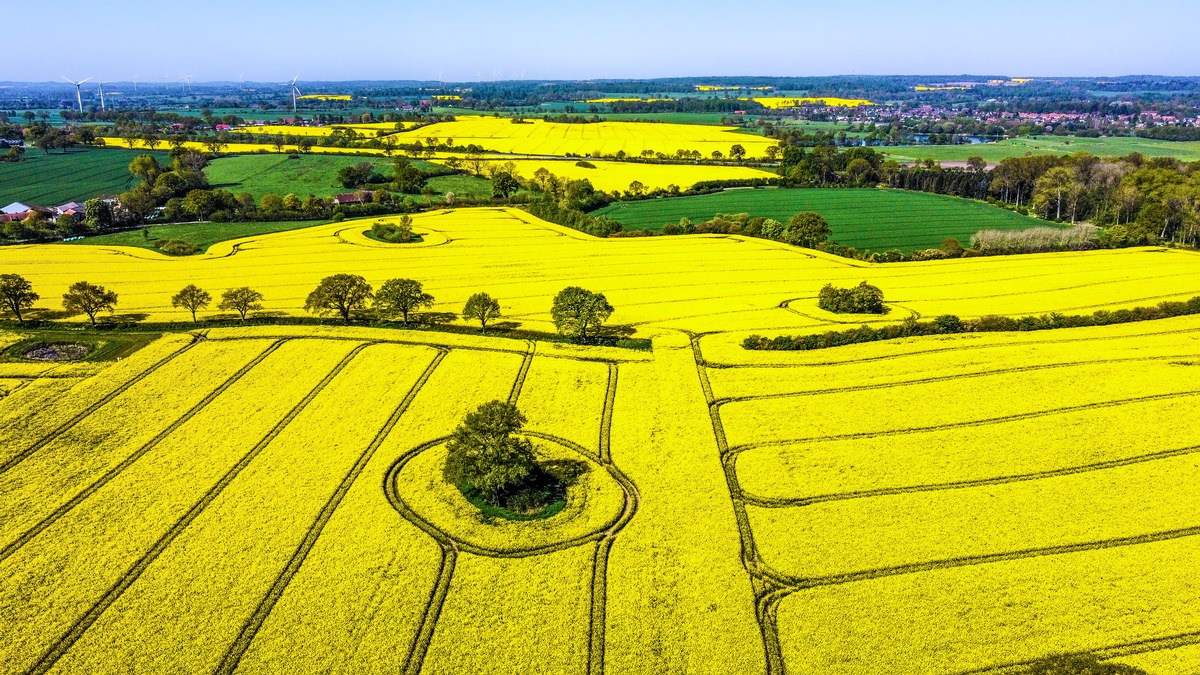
left=287, top=76, right=301, bottom=111
left=132, top=74, right=139, bottom=94
left=183, top=75, right=194, bottom=93
left=97, top=82, right=107, bottom=111
left=62, top=76, right=92, bottom=112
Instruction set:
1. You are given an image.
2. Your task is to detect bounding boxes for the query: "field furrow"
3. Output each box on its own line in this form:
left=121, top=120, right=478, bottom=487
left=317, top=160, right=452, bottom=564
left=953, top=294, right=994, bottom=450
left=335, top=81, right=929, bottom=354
left=775, top=536, right=1200, bottom=675
left=0, top=339, right=357, bottom=675
left=735, top=393, right=1200, bottom=503
left=603, top=336, right=764, bottom=674
left=0, top=339, right=275, bottom=549
left=515, top=355, right=611, bottom=456
left=43, top=343, right=436, bottom=674
left=0, top=334, right=193, bottom=467
left=421, top=547, right=595, bottom=675
left=748, top=453, right=1200, bottom=581
left=231, top=348, right=523, bottom=674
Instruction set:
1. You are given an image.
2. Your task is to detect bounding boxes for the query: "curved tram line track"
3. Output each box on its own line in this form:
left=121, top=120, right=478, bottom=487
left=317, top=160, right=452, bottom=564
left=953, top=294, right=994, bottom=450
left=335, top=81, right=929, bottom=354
left=689, top=332, right=1200, bottom=674
left=386, top=354, right=638, bottom=675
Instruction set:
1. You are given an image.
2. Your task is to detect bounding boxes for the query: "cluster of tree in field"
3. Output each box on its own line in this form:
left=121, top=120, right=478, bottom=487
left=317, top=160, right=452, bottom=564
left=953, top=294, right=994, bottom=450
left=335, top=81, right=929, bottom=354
left=0, top=273, right=618, bottom=344
left=817, top=282, right=886, bottom=314
left=444, top=400, right=568, bottom=516
left=743, top=295, right=1200, bottom=352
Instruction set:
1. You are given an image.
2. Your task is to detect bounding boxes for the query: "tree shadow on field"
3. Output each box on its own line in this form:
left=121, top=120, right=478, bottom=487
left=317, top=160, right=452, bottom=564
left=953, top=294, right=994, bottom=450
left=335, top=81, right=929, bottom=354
left=99, top=312, right=150, bottom=326
left=540, top=458, right=590, bottom=487
left=594, top=323, right=637, bottom=340
left=24, top=308, right=73, bottom=321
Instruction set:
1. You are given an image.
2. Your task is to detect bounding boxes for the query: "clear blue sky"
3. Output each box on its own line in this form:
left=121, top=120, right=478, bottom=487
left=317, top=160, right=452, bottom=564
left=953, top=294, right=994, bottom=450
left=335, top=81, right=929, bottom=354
left=9, top=0, right=1199, bottom=82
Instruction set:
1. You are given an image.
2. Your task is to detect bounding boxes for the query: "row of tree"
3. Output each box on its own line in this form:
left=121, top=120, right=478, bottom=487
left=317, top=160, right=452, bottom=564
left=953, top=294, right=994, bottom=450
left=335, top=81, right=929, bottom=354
left=0, top=273, right=617, bottom=342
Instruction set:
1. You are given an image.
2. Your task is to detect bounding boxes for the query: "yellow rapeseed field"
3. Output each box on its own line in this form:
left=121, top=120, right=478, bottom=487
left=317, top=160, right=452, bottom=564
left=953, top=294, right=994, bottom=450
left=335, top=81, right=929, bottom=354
left=3, top=206, right=1200, bottom=673
left=396, top=115, right=779, bottom=158
left=748, top=96, right=875, bottom=108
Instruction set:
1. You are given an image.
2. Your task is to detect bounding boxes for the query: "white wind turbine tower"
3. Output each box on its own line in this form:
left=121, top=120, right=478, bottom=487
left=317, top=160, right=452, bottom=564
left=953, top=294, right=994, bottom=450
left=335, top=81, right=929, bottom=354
left=132, top=74, right=139, bottom=93
left=287, top=76, right=302, bottom=111
left=62, top=76, right=92, bottom=113
left=97, top=82, right=107, bottom=111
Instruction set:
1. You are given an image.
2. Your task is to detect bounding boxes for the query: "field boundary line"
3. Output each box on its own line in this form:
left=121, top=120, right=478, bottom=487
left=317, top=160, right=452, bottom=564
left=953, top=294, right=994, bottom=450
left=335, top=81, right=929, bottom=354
left=729, top=388, right=1200, bottom=452
left=713, top=353, right=1200, bottom=404
left=702, top=325, right=1200, bottom=369
left=598, top=363, right=616, bottom=463
left=23, top=342, right=372, bottom=675
left=777, top=524, right=1200, bottom=591
left=0, top=334, right=201, bottom=475
left=686, top=332, right=781, bottom=675
left=740, top=443, right=1200, bottom=508
left=951, top=629, right=1200, bottom=674
left=0, top=339, right=286, bottom=564
left=508, top=344, right=534, bottom=404
left=214, top=347, right=448, bottom=674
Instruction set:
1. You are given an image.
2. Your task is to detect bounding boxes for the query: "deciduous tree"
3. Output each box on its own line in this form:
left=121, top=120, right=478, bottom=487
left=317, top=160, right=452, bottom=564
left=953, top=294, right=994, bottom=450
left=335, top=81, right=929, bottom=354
left=304, top=274, right=374, bottom=324
left=218, top=287, right=264, bottom=322
left=551, top=286, right=614, bottom=341
left=376, top=278, right=434, bottom=324
left=171, top=284, right=211, bottom=323
left=0, top=273, right=38, bottom=324
left=62, top=281, right=118, bottom=326
left=462, top=292, right=501, bottom=330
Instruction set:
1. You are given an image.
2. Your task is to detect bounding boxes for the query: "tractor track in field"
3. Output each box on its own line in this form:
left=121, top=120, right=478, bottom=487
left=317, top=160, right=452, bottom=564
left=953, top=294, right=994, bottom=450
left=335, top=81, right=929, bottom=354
left=725, top=388, right=1200, bottom=454
left=691, top=329, right=1200, bottom=675
left=737, top=442, right=1200, bottom=509
left=767, top=524, right=1200, bottom=591
left=699, top=324, right=1200, bottom=370
left=0, top=335, right=201, bottom=476
left=951, top=629, right=1200, bottom=675
left=686, top=332, right=784, bottom=675
left=711, top=352, right=1200, bottom=405
left=509, top=345, right=534, bottom=403
left=388, top=354, right=638, bottom=675
left=0, top=340, right=286, bottom=564
left=214, top=348, right=447, bottom=675
left=23, top=342, right=372, bottom=675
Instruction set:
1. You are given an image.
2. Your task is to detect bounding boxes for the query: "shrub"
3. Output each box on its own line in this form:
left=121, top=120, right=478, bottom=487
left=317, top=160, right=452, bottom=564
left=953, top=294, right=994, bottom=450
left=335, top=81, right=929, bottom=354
left=156, top=238, right=198, bottom=256
left=574, top=160, right=596, bottom=169
left=818, top=282, right=886, bottom=314
left=371, top=216, right=413, bottom=243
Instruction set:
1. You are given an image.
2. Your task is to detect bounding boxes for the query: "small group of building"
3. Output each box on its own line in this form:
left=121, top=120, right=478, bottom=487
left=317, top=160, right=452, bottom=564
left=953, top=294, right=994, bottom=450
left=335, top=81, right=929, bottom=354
left=0, top=201, right=86, bottom=224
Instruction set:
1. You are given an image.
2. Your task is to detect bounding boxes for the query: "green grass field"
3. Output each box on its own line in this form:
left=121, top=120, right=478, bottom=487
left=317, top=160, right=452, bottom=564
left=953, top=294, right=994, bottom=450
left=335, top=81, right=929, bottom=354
left=592, top=188, right=1048, bottom=252
left=204, top=154, right=396, bottom=199
left=0, top=148, right=166, bottom=206
left=60, top=220, right=324, bottom=254
left=205, top=154, right=456, bottom=200
left=882, top=136, right=1200, bottom=163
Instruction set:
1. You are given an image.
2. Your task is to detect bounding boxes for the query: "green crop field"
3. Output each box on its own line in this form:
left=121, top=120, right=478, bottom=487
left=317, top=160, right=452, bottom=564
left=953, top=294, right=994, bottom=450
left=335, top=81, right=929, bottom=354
left=0, top=148, right=166, bottom=206
left=592, top=187, right=1049, bottom=252
left=61, top=220, right=325, bottom=253
left=882, top=136, right=1200, bottom=164
left=205, top=154, right=396, bottom=199
left=205, top=154, right=453, bottom=200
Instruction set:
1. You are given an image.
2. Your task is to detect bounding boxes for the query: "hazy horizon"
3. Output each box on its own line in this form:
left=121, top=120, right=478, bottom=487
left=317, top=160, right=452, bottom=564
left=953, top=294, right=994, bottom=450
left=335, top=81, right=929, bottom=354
left=8, top=0, right=1199, bottom=83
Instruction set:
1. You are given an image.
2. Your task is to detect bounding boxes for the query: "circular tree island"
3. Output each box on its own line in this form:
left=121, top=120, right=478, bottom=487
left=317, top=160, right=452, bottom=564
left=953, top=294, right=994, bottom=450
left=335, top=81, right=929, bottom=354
left=443, top=400, right=565, bottom=520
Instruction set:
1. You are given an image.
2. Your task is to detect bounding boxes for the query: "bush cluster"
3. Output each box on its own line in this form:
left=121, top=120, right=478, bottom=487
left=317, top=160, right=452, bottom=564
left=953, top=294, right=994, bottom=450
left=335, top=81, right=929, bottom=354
left=743, top=296, right=1200, bottom=351
left=817, top=282, right=886, bottom=314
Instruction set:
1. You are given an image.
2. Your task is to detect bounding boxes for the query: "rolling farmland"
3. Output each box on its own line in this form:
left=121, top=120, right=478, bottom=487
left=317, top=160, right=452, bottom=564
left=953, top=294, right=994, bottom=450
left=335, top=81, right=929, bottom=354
left=2, top=207, right=1200, bottom=674
left=205, top=154, right=396, bottom=200
left=592, top=188, right=1048, bottom=251
left=395, top=116, right=780, bottom=158
left=881, top=135, right=1200, bottom=163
